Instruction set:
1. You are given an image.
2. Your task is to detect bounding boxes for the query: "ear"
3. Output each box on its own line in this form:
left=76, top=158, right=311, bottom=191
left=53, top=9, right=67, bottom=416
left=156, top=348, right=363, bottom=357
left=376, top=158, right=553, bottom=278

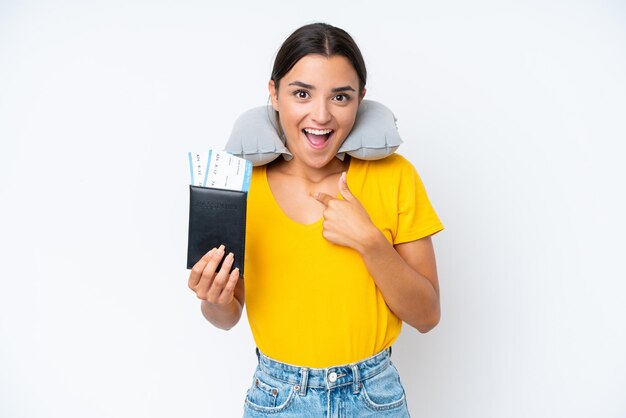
left=359, top=87, right=367, bottom=104
left=268, top=80, right=279, bottom=112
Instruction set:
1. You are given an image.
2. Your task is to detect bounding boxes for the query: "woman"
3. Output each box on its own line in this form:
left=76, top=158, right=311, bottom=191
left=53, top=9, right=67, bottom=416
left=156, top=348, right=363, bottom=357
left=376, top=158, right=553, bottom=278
left=188, top=23, right=443, bottom=417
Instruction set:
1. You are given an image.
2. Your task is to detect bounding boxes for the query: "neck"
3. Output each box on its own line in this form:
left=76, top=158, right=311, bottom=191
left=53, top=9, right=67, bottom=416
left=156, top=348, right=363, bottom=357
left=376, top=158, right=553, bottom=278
left=270, top=155, right=350, bottom=183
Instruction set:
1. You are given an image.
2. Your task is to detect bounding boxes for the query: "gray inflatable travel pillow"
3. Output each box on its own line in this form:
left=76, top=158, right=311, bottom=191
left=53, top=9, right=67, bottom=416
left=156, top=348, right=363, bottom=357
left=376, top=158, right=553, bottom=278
left=224, top=99, right=403, bottom=166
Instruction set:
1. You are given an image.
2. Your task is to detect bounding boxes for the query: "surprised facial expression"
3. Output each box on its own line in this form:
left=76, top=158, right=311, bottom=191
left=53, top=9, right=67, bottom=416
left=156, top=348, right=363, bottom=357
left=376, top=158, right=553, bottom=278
left=269, top=54, right=363, bottom=170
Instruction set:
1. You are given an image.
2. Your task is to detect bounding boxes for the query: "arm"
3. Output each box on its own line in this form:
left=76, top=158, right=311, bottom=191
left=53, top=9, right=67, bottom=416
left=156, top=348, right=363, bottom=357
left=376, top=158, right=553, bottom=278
left=358, top=233, right=440, bottom=332
left=315, top=173, right=440, bottom=332
left=188, top=245, right=245, bottom=330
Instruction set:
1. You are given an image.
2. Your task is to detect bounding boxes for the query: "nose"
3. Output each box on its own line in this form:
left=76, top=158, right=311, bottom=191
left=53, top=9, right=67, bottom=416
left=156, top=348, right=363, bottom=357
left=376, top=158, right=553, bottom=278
left=311, top=99, right=331, bottom=125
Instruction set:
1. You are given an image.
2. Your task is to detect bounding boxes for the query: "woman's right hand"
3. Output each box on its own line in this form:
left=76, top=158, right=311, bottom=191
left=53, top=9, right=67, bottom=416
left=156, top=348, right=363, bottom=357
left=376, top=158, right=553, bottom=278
left=188, top=245, right=241, bottom=306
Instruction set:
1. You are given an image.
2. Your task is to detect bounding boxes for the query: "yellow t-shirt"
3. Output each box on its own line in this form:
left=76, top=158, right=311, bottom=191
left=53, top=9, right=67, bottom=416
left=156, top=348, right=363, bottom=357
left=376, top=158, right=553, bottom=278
left=243, top=154, right=443, bottom=368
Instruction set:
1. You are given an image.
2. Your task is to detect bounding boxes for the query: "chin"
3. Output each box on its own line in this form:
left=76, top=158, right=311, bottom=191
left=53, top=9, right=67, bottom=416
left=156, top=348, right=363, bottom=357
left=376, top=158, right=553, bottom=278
left=307, top=153, right=343, bottom=169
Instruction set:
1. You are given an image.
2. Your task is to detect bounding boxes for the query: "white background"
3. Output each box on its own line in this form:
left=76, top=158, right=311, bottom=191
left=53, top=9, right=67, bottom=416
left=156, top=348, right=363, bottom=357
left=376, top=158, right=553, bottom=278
left=1, top=1, right=625, bottom=417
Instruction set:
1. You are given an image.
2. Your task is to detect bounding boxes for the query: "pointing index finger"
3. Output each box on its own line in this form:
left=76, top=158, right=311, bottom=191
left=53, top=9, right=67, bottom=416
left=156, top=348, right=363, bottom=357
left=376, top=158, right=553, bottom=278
left=313, top=191, right=334, bottom=207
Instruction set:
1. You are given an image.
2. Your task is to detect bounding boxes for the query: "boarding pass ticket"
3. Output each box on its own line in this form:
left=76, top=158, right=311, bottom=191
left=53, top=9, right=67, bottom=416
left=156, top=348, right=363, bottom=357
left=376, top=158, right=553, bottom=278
left=188, top=150, right=253, bottom=192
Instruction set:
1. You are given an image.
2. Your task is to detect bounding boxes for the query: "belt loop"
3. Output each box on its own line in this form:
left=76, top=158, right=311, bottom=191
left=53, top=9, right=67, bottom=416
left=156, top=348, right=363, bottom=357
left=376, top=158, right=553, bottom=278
left=351, top=364, right=360, bottom=394
left=298, top=368, right=309, bottom=396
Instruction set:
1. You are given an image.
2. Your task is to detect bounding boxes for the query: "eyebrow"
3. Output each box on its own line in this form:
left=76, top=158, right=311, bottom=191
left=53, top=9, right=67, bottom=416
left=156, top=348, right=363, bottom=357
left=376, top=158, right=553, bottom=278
left=288, top=81, right=356, bottom=93
left=332, top=85, right=357, bottom=93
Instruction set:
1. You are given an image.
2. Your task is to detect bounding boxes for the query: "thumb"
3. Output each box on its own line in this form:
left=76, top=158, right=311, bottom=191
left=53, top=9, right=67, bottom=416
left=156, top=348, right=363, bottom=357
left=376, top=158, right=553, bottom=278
left=338, top=172, right=354, bottom=201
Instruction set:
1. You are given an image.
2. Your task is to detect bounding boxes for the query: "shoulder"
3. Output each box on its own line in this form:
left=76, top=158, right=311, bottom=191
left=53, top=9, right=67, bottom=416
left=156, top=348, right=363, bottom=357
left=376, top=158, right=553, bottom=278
left=351, top=153, right=417, bottom=178
left=252, top=164, right=266, bottom=175
left=248, top=165, right=267, bottom=199
left=355, top=153, right=412, bottom=167
left=250, top=164, right=266, bottom=182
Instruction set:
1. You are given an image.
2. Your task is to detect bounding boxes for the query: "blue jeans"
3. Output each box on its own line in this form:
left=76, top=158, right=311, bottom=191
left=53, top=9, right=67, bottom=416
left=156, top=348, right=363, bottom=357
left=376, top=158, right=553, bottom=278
left=243, top=347, right=411, bottom=417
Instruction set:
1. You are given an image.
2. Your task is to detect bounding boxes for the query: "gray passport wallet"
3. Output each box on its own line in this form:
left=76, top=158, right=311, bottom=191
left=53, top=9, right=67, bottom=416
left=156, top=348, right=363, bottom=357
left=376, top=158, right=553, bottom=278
left=186, top=185, right=247, bottom=274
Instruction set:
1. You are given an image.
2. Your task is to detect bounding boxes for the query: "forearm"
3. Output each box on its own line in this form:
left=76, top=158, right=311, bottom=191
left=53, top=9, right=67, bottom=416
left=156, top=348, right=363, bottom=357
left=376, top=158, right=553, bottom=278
left=200, top=298, right=243, bottom=330
left=357, top=230, right=440, bottom=333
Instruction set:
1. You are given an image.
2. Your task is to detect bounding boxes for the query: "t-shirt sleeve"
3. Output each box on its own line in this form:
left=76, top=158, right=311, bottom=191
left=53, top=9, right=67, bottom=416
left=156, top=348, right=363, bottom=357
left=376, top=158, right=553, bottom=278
left=393, top=157, right=444, bottom=245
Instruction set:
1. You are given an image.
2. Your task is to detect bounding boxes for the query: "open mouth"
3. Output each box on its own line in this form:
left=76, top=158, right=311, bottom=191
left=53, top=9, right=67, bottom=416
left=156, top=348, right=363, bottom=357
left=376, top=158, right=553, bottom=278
left=303, top=128, right=334, bottom=149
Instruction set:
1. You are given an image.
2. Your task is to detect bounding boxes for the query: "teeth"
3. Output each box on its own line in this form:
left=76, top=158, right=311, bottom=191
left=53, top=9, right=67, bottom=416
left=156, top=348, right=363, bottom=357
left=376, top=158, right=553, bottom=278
left=304, top=128, right=332, bottom=135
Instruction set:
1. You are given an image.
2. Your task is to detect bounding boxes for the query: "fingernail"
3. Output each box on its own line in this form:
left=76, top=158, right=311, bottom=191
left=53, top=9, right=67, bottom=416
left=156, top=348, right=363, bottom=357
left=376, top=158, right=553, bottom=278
left=217, top=245, right=225, bottom=255
left=226, top=252, right=234, bottom=261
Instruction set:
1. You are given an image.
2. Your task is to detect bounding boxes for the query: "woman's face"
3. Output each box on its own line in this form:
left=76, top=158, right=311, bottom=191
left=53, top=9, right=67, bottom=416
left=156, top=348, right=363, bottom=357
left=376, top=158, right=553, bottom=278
left=269, top=54, right=364, bottom=170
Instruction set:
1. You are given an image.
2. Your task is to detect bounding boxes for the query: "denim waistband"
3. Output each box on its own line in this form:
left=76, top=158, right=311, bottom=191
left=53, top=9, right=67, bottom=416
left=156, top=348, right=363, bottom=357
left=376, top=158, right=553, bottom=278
left=256, top=348, right=392, bottom=393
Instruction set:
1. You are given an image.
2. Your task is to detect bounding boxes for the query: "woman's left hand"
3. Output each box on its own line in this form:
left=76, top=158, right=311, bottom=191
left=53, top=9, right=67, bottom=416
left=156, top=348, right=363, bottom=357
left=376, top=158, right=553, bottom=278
left=316, top=173, right=441, bottom=332
left=313, top=172, right=379, bottom=252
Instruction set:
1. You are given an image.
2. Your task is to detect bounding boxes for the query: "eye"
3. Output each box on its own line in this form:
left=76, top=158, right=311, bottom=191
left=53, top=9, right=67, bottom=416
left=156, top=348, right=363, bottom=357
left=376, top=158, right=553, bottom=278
left=333, top=93, right=351, bottom=102
left=293, top=89, right=310, bottom=99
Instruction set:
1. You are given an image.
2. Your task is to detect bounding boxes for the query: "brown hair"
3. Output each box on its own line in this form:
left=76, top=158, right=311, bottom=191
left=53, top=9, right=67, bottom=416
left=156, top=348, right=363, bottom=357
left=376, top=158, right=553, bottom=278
left=271, top=23, right=367, bottom=95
